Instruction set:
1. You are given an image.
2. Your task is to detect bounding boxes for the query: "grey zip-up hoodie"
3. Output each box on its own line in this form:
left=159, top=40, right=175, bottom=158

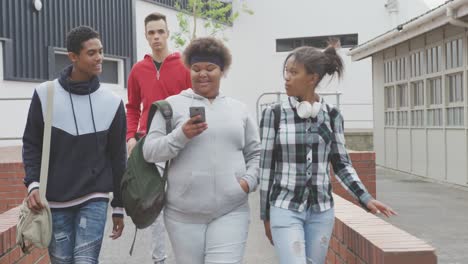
left=143, top=89, right=260, bottom=223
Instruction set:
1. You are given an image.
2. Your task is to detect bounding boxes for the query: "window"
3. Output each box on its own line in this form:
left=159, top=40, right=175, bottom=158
left=54, top=53, right=121, bottom=84
left=446, top=73, right=464, bottom=126
left=385, top=86, right=395, bottom=126
left=386, top=86, right=395, bottom=109
left=427, top=77, right=443, bottom=126
left=276, top=34, right=358, bottom=52
left=397, top=84, right=409, bottom=126
left=445, top=38, right=463, bottom=69
left=395, top=57, right=407, bottom=81
left=426, top=45, right=443, bottom=74
left=410, top=51, right=424, bottom=77
left=447, top=73, right=463, bottom=103
left=384, top=60, right=395, bottom=83
left=411, top=81, right=424, bottom=127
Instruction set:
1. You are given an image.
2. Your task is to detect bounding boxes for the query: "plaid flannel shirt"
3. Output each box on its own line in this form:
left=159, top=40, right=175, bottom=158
left=259, top=97, right=373, bottom=220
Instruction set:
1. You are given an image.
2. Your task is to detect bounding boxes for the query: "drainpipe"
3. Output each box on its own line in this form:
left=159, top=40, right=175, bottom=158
left=447, top=6, right=468, bottom=28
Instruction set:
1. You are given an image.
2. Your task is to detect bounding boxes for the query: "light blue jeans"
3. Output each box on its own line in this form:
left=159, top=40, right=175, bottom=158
left=48, top=200, right=108, bottom=264
left=164, top=205, right=250, bottom=264
left=270, top=206, right=335, bottom=264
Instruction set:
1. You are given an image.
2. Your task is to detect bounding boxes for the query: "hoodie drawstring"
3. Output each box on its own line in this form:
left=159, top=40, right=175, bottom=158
left=68, top=90, right=79, bottom=136
left=87, top=86, right=99, bottom=153
left=67, top=87, right=99, bottom=154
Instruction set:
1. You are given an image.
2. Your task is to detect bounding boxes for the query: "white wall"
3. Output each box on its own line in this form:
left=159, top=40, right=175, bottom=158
left=0, top=0, right=436, bottom=144
left=223, top=0, right=388, bottom=130
left=372, top=52, right=386, bottom=166
left=199, top=0, right=432, bottom=129
left=0, top=41, right=3, bottom=81
left=135, top=0, right=434, bottom=130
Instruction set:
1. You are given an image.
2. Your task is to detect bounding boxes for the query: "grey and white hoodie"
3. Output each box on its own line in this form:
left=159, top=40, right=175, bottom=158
left=143, top=89, right=260, bottom=223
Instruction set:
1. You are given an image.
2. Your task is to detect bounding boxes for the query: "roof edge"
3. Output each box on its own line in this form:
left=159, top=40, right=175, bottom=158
left=348, top=0, right=468, bottom=61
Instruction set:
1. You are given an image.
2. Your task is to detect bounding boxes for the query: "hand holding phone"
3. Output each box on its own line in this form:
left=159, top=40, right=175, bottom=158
left=189, top=107, right=206, bottom=124
left=183, top=107, right=208, bottom=139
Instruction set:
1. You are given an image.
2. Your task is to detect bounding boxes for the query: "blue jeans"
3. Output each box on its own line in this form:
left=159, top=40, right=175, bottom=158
left=48, top=200, right=108, bottom=264
left=270, top=206, right=335, bottom=264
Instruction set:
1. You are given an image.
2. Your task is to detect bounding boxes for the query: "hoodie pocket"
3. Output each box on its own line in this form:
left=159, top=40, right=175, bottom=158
left=216, top=170, right=248, bottom=207
left=172, top=170, right=215, bottom=214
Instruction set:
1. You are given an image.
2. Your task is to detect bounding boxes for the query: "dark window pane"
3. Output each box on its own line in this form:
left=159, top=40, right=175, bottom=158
left=276, top=34, right=358, bottom=52
left=276, top=39, right=294, bottom=52
left=101, top=60, right=119, bottom=84
left=54, top=53, right=119, bottom=84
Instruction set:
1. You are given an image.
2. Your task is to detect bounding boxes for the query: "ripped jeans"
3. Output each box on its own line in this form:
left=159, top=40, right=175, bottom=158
left=270, top=206, right=335, bottom=264
left=48, top=200, right=108, bottom=264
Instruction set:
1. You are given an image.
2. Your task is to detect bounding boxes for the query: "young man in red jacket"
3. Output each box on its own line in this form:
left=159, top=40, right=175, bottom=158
left=125, top=12, right=191, bottom=264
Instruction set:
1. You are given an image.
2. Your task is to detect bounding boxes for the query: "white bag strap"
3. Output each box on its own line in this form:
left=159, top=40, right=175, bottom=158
left=39, top=81, right=54, bottom=204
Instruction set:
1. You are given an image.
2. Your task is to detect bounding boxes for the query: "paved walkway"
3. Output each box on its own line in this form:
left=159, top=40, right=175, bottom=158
left=99, top=191, right=278, bottom=264
left=99, top=166, right=468, bottom=264
left=376, top=167, right=468, bottom=264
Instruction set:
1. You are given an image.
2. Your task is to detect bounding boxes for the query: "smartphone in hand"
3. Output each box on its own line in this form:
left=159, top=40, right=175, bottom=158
left=189, top=107, right=206, bottom=124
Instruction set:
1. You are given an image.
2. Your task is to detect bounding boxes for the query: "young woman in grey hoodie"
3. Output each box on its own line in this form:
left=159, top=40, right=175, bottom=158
left=143, top=37, right=260, bottom=264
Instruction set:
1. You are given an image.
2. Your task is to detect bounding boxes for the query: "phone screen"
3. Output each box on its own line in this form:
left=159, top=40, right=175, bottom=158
left=189, top=107, right=206, bottom=124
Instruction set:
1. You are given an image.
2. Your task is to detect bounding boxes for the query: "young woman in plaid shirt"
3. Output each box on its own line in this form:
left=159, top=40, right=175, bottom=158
left=259, top=42, right=397, bottom=264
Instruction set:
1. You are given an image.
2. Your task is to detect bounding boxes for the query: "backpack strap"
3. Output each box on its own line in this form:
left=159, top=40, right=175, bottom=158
left=147, top=100, right=173, bottom=133
left=273, top=103, right=281, bottom=133
left=147, top=100, right=174, bottom=171
left=325, top=103, right=336, bottom=132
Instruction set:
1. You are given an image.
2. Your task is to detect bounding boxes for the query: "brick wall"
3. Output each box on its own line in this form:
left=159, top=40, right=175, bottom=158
left=0, top=207, right=50, bottom=264
left=0, top=147, right=49, bottom=264
left=0, top=147, right=26, bottom=214
left=331, top=151, right=376, bottom=205
left=326, top=195, right=437, bottom=264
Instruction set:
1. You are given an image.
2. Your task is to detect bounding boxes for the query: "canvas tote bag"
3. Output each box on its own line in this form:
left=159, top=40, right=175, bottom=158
left=16, top=81, right=54, bottom=253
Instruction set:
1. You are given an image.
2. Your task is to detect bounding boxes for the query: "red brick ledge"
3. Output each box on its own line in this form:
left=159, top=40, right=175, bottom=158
left=0, top=207, right=50, bottom=264
left=327, top=195, right=437, bottom=264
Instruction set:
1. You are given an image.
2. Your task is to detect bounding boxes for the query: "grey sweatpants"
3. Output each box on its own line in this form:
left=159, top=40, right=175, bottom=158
left=151, top=213, right=167, bottom=264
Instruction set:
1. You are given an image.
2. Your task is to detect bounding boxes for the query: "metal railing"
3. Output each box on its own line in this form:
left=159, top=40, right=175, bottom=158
left=256, top=91, right=342, bottom=124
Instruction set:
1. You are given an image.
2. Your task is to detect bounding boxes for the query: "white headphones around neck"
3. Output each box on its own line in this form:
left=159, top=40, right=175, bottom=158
left=296, top=101, right=321, bottom=119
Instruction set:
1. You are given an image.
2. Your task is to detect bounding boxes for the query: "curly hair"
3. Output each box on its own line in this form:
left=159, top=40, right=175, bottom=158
left=183, top=37, right=232, bottom=72
left=66, top=26, right=100, bottom=54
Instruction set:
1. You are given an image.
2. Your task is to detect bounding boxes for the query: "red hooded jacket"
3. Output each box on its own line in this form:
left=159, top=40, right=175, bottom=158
left=126, top=53, right=191, bottom=141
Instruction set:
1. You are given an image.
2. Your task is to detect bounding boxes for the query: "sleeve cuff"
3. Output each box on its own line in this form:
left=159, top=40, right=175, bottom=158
left=27, top=182, right=40, bottom=194
left=359, top=192, right=373, bottom=209
left=260, top=212, right=269, bottom=221
left=126, top=134, right=136, bottom=142
left=173, top=126, right=190, bottom=146
left=242, top=174, right=258, bottom=193
left=112, top=207, right=125, bottom=217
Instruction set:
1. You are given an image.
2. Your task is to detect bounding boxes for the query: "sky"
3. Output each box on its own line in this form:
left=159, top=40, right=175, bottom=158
left=423, top=0, right=448, bottom=8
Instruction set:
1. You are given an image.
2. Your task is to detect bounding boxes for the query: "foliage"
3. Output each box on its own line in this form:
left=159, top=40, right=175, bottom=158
left=171, top=0, right=253, bottom=48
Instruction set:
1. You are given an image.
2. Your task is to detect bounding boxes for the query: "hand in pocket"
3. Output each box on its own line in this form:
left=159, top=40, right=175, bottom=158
left=239, top=178, right=249, bottom=193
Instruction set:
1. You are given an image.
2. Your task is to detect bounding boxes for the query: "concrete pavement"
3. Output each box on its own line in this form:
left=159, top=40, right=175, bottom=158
left=99, top=166, right=468, bottom=264
left=99, top=192, right=278, bottom=264
left=376, top=167, right=468, bottom=264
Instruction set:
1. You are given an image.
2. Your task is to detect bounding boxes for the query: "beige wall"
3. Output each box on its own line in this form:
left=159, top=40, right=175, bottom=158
left=372, top=24, right=468, bottom=187
left=372, top=52, right=386, bottom=166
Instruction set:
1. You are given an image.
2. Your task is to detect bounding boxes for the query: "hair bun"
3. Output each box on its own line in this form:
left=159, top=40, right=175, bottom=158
left=323, top=38, right=343, bottom=77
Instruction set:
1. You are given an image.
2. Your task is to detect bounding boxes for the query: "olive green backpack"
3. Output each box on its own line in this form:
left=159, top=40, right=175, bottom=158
left=121, top=100, right=173, bottom=254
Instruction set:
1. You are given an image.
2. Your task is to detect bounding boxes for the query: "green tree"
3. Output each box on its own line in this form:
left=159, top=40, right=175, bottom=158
left=171, top=0, right=253, bottom=48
